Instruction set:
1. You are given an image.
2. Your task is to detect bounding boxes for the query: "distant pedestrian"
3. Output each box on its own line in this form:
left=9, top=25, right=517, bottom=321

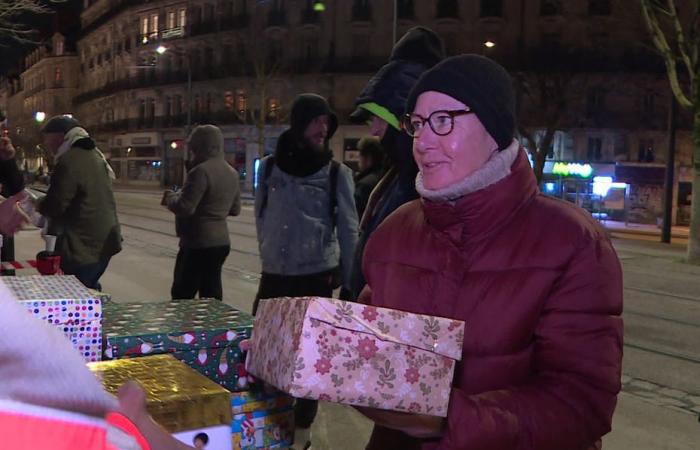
left=36, top=115, right=122, bottom=290
left=254, top=93, right=359, bottom=450
left=164, top=125, right=241, bottom=301
left=353, top=137, right=384, bottom=218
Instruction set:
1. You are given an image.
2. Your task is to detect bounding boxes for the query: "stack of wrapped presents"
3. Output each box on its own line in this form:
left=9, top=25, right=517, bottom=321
left=0, top=276, right=466, bottom=450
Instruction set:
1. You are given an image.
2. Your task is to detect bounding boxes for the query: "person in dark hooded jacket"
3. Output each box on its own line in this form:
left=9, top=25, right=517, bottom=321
left=254, top=93, right=358, bottom=450
left=353, top=136, right=384, bottom=218
left=37, top=115, right=122, bottom=290
left=347, top=26, right=445, bottom=300
left=164, top=124, right=241, bottom=301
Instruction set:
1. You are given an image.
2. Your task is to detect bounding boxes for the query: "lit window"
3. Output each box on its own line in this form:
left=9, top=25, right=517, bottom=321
left=179, top=8, right=187, bottom=28
left=236, top=89, right=247, bottom=113
left=224, top=91, right=234, bottom=110
left=141, top=17, right=148, bottom=36
left=54, top=67, right=62, bottom=83
left=167, top=11, right=176, bottom=29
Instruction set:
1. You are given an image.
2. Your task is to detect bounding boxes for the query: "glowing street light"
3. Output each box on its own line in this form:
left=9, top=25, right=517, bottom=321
left=170, top=141, right=178, bottom=149
left=313, top=1, right=326, bottom=12
left=484, top=40, right=496, bottom=48
left=34, top=112, right=46, bottom=123
left=156, top=45, right=167, bottom=55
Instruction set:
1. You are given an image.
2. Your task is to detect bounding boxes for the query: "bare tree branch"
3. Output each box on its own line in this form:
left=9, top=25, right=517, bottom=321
left=0, top=0, right=49, bottom=43
left=641, top=0, right=693, bottom=107
left=667, top=0, right=695, bottom=79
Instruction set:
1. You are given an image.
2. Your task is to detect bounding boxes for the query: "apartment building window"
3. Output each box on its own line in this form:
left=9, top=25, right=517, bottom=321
left=480, top=0, right=502, bottom=18
left=586, top=87, right=605, bottom=116
left=224, top=91, right=234, bottom=110
left=165, top=96, right=171, bottom=118
left=141, top=17, right=148, bottom=38
left=303, top=35, right=319, bottom=61
left=194, top=94, right=201, bottom=113
left=589, top=0, right=611, bottom=16
left=205, top=93, right=212, bottom=113
left=437, top=0, right=459, bottom=18
left=643, top=91, right=655, bottom=115
left=638, top=139, right=655, bottom=162
left=150, top=14, right=159, bottom=39
left=268, top=97, right=280, bottom=119
left=55, top=40, right=64, bottom=56
left=587, top=137, right=603, bottom=162
left=174, top=95, right=183, bottom=115
left=139, top=99, right=146, bottom=123
left=540, top=0, right=562, bottom=16
left=352, top=0, right=371, bottom=21
left=179, top=8, right=187, bottom=27
left=167, top=11, right=176, bottom=29
left=236, top=89, right=247, bottom=114
left=54, top=67, right=62, bottom=84
left=398, top=0, right=415, bottom=19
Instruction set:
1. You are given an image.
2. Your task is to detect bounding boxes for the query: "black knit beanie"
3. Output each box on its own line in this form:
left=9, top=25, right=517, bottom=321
left=406, top=54, right=516, bottom=150
left=41, top=115, right=81, bottom=134
left=290, top=93, right=338, bottom=139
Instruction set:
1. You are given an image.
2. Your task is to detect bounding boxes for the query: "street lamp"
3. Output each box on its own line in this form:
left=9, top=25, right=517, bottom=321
left=34, top=111, right=46, bottom=123
left=153, top=45, right=191, bottom=184
left=484, top=40, right=496, bottom=48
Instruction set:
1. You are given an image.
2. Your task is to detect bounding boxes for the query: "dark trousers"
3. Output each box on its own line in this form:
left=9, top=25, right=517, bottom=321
left=254, top=270, right=334, bottom=429
left=63, top=258, right=111, bottom=291
left=171, top=246, right=230, bottom=300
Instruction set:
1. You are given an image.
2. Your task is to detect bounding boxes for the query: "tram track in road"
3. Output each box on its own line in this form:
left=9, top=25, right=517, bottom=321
left=624, top=341, right=700, bottom=365
left=117, top=209, right=258, bottom=241
left=624, top=285, right=700, bottom=305
left=118, top=220, right=260, bottom=259
left=117, top=203, right=258, bottom=228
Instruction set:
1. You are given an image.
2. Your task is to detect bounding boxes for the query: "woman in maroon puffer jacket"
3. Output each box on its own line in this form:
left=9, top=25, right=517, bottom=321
left=356, top=55, right=623, bottom=450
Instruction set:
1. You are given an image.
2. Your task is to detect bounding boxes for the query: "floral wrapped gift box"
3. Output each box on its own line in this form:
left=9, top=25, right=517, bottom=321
left=247, top=297, right=465, bottom=417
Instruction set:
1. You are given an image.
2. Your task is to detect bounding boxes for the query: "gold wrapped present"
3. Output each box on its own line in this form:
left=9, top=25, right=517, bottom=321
left=88, top=354, right=231, bottom=432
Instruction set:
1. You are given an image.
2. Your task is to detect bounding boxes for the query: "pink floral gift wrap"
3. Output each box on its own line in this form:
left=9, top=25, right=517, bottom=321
left=246, top=297, right=465, bottom=417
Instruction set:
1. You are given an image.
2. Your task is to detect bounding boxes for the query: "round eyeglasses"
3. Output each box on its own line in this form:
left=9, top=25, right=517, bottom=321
left=401, top=109, right=474, bottom=137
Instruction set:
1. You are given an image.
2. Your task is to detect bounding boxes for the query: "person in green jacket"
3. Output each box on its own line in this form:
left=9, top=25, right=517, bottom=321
left=37, top=115, right=122, bottom=290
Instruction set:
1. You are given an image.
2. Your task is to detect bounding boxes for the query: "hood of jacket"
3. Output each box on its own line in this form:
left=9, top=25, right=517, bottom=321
left=189, top=125, right=225, bottom=165
left=274, top=129, right=333, bottom=178
left=351, top=27, right=445, bottom=124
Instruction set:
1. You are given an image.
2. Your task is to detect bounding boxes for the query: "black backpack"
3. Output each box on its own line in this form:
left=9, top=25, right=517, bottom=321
left=258, top=157, right=340, bottom=227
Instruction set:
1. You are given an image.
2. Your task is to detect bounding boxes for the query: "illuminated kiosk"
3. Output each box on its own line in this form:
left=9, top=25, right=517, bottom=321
left=541, top=161, right=629, bottom=223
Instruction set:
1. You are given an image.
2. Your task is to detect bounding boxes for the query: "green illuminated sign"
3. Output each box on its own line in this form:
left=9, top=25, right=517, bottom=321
left=552, top=162, right=593, bottom=178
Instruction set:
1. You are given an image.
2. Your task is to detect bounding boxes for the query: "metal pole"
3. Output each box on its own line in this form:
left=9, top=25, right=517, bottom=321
left=184, top=51, right=192, bottom=185
left=392, top=0, right=397, bottom=44
left=662, top=94, right=677, bottom=243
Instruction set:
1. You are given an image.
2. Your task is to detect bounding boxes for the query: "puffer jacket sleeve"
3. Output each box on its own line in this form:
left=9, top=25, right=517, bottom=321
left=439, top=234, right=623, bottom=450
left=335, top=165, right=359, bottom=291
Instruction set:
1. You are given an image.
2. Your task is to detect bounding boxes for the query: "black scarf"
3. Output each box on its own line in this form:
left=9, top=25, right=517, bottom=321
left=274, top=129, right=332, bottom=177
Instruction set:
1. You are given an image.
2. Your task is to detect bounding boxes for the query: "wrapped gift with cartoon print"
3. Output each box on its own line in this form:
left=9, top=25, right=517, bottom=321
left=247, top=297, right=465, bottom=417
left=230, top=388, right=294, bottom=449
left=102, top=299, right=253, bottom=391
left=0, top=275, right=102, bottom=362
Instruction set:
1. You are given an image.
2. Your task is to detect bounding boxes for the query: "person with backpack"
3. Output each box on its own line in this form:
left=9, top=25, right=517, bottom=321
left=253, top=93, right=358, bottom=450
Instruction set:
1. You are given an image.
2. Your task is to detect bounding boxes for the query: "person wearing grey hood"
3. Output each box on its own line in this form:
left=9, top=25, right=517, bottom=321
left=36, top=115, right=122, bottom=290
left=164, top=125, right=241, bottom=301
left=254, top=93, right=358, bottom=450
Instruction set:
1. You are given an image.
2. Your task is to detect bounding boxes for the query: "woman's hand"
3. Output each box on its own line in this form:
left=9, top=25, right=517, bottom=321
left=0, top=191, right=29, bottom=235
left=355, top=406, right=445, bottom=439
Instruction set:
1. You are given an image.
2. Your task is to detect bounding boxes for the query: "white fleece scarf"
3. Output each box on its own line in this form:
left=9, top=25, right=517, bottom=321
left=416, top=139, right=521, bottom=203
left=56, top=127, right=116, bottom=180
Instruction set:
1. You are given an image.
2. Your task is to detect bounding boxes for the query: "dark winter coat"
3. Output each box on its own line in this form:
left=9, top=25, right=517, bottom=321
left=361, top=147, right=623, bottom=450
left=168, top=126, right=241, bottom=249
left=0, top=158, right=24, bottom=197
left=353, top=165, right=383, bottom=218
left=38, top=138, right=121, bottom=267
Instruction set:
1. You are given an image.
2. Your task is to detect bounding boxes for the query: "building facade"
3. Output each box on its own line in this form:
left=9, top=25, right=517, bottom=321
left=2, top=33, right=80, bottom=172
left=67, top=0, right=692, bottom=223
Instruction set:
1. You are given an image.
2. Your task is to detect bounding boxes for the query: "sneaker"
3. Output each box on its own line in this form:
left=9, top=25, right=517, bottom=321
left=292, top=427, right=312, bottom=450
